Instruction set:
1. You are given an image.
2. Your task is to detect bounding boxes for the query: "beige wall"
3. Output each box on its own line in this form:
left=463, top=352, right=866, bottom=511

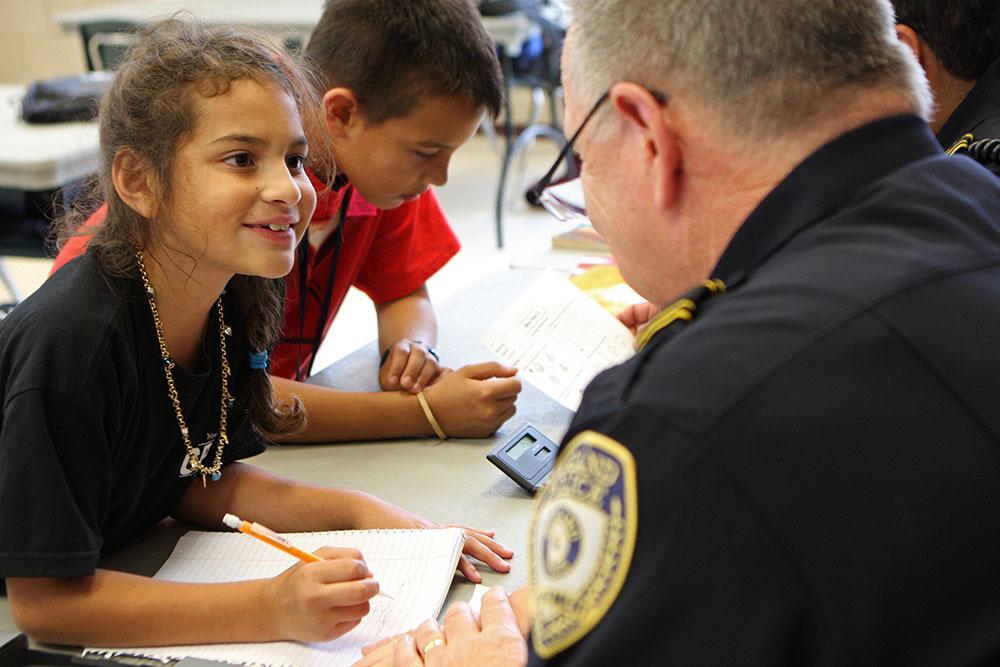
left=0, top=0, right=112, bottom=83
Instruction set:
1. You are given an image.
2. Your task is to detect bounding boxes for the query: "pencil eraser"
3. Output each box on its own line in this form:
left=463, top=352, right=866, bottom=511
left=222, top=513, right=241, bottom=529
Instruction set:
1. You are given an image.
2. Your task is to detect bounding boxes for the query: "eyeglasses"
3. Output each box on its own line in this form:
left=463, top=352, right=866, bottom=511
left=527, top=87, right=668, bottom=222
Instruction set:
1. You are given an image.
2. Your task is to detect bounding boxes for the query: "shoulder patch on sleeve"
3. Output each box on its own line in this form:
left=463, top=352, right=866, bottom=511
left=529, top=429, right=638, bottom=659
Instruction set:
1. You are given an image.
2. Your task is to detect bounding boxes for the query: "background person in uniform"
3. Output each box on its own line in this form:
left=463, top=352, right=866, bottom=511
left=891, top=0, right=1000, bottom=151
left=355, top=0, right=1000, bottom=664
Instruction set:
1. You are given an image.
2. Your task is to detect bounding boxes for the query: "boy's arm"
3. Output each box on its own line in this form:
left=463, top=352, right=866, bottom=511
left=375, top=284, right=437, bottom=351
left=270, top=362, right=521, bottom=443
left=374, top=284, right=443, bottom=392
left=269, top=376, right=434, bottom=442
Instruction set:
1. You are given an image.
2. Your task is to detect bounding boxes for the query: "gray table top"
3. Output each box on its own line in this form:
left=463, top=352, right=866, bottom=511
left=1, top=267, right=573, bottom=639
left=0, top=85, right=99, bottom=191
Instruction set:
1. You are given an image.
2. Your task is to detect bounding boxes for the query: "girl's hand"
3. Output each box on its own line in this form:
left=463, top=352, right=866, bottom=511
left=422, top=362, right=521, bottom=438
left=350, top=493, right=514, bottom=584
left=266, top=546, right=380, bottom=642
left=380, top=339, right=446, bottom=393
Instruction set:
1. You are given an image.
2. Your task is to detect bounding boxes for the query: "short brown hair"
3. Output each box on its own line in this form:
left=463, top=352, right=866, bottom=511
left=304, top=0, right=504, bottom=123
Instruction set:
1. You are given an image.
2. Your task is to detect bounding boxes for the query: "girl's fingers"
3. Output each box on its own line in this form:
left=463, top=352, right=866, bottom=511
left=456, top=555, right=483, bottom=583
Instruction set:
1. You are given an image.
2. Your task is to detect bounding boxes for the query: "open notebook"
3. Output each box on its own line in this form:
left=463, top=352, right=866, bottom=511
left=86, top=527, right=464, bottom=667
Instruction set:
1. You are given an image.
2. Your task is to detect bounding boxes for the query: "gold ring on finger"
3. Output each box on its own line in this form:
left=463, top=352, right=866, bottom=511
left=422, top=637, right=445, bottom=654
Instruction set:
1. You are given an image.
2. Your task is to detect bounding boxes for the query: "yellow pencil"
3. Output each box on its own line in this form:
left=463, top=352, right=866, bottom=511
left=222, top=513, right=394, bottom=600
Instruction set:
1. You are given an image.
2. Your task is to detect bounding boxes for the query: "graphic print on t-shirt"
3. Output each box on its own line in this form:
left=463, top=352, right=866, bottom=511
left=178, top=433, right=218, bottom=477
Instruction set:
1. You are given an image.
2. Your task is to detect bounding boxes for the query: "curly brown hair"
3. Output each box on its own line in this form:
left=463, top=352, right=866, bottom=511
left=61, top=17, right=336, bottom=436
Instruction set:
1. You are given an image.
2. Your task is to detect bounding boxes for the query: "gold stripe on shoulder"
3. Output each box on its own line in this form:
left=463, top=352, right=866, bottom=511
left=635, top=299, right=694, bottom=349
left=946, top=133, right=975, bottom=156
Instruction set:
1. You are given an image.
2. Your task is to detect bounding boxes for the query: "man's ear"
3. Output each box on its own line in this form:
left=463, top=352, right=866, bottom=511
left=610, top=81, right=679, bottom=210
left=111, top=148, right=158, bottom=219
left=896, top=24, right=925, bottom=67
left=322, top=87, right=362, bottom=138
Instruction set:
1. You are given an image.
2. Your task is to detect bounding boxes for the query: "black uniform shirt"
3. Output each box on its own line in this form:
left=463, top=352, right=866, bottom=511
left=937, top=56, right=1000, bottom=150
left=0, top=254, right=265, bottom=578
left=528, top=115, right=1000, bottom=666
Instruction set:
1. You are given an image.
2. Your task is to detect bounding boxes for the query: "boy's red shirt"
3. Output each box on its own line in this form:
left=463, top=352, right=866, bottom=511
left=51, top=172, right=461, bottom=380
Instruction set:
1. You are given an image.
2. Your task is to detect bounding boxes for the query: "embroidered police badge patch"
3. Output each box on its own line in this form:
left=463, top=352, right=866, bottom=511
left=530, top=430, right=638, bottom=658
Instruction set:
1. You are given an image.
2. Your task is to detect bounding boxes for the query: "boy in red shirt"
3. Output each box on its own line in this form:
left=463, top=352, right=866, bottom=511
left=53, top=0, right=521, bottom=442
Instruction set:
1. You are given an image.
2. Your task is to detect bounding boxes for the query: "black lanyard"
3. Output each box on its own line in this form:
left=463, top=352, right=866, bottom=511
left=291, top=187, right=352, bottom=381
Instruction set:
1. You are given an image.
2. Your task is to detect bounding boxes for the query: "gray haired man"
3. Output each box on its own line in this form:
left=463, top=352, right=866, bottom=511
left=356, top=0, right=1000, bottom=664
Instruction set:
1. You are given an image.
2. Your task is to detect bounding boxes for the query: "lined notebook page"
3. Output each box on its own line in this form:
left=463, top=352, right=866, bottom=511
left=87, top=527, right=463, bottom=667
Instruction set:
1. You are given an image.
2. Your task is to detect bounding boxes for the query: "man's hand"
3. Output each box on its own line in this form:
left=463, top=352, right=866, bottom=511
left=508, top=586, right=534, bottom=638
left=379, top=338, right=446, bottom=393
left=617, top=301, right=659, bottom=337
left=354, top=588, right=529, bottom=667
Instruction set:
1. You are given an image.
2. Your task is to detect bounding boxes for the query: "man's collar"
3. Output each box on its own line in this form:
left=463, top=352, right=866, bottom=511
left=713, top=114, right=941, bottom=283
left=937, top=57, right=1000, bottom=149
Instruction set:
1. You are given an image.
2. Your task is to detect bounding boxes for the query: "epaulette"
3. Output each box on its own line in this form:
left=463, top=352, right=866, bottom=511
left=947, top=133, right=1000, bottom=174
left=635, top=277, right=729, bottom=351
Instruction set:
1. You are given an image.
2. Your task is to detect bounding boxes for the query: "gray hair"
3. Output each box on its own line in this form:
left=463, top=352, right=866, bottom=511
left=565, top=0, right=932, bottom=141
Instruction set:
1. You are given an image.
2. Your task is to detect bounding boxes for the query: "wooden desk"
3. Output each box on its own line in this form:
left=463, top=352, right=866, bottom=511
left=0, top=268, right=572, bottom=646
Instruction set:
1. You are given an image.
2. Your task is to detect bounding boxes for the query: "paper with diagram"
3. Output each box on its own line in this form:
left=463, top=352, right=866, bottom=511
left=481, top=270, right=635, bottom=411
left=87, top=527, right=463, bottom=667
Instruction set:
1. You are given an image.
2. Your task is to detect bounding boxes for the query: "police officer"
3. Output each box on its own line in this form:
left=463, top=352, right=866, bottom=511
left=355, top=0, right=1000, bottom=664
left=892, top=0, right=1000, bottom=170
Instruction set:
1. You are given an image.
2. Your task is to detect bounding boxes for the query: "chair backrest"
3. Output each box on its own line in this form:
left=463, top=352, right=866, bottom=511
left=79, top=21, right=138, bottom=71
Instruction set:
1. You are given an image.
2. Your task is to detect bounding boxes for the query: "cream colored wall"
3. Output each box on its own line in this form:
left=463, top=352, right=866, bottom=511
left=0, top=0, right=112, bottom=83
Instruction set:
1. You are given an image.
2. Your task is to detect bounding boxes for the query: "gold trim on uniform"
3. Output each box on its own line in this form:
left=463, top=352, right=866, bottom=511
left=946, top=133, right=975, bottom=156
left=635, top=278, right=727, bottom=350
left=529, top=430, right=638, bottom=659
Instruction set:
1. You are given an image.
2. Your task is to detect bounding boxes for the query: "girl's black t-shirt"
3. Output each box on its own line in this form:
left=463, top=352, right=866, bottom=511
left=0, top=253, right=265, bottom=578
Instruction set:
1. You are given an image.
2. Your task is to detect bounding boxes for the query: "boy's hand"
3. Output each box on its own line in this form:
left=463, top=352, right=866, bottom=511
left=266, top=546, right=379, bottom=642
left=380, top=338, right=446, bottom=393
left=422, top=362, right=521, bottom=438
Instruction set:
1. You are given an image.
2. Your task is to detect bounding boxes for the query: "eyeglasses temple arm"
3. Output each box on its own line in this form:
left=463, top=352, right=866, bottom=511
left=526, top=90, right=612, bottom=204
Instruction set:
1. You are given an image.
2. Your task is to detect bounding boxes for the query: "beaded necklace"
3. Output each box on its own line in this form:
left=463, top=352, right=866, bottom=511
left=136, top=252, right=232, bottom=487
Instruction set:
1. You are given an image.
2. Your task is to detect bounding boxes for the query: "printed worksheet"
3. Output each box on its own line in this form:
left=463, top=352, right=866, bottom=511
left=481, top=270, right=635, bottom=411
